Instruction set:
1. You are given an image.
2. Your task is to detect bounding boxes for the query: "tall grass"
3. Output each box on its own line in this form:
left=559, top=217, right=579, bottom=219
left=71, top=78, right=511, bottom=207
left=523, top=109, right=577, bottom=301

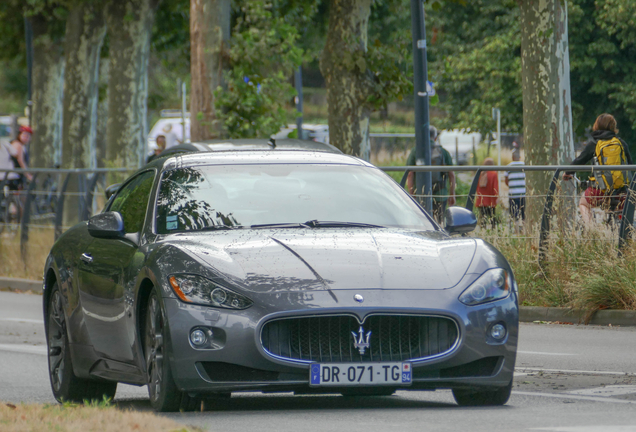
left=0, top=228, right=55, bottom=280
left=479, top=221, right=636, bottom=315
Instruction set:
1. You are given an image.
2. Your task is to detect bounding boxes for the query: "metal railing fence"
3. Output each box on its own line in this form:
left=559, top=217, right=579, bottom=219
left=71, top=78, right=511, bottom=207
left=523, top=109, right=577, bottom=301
left=2, top=164, right=636, bottom=267
left=0, top=168, right=135, bottom=258
left=379, top=164, right=636, bottom=265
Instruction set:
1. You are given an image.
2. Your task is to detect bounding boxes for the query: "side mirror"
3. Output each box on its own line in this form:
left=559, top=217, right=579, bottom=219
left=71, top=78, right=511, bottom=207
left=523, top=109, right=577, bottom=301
left=105, top=183, right=122, bottom=200
left=88, top=212, right=125, bottom=239
left=444, top=206, right=477, bottom=235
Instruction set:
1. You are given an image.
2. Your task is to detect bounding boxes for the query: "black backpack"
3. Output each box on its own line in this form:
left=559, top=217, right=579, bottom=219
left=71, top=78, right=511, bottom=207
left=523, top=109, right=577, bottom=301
left=431, top=145, right=447, bottom=193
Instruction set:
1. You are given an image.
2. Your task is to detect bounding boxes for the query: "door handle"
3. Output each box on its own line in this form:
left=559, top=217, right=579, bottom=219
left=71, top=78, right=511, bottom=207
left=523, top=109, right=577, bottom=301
left=80, top=253, right=93, bottom=264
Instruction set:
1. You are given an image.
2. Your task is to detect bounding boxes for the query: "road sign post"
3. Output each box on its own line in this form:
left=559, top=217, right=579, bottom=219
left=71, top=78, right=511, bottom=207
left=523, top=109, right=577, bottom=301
left=410, top=0, right=432, bottom=213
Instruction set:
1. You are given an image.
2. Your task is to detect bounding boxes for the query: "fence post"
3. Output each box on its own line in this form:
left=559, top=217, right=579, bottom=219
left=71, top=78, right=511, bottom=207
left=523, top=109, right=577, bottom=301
left=618, top=174, right=636, bottom=253
left=83, top=173, right=102, bottom=221
left=54, top=173, right=72, bottom=240
left=538, top=169, right=562, bottom=265
left=400, top=170, right=410, bottom=188
left=20, top=172, right=39, bottom=260
left=465, top=169, right=482, bottom=212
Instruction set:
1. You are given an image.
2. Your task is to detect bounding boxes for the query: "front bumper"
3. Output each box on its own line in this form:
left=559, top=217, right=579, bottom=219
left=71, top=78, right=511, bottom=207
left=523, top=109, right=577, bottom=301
left=163, top=288, right=518, bottom=395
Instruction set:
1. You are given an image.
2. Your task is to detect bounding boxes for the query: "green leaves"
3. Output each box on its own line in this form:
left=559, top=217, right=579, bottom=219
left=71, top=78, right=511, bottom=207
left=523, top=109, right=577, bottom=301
left=214, top=0, right=303, bottom=138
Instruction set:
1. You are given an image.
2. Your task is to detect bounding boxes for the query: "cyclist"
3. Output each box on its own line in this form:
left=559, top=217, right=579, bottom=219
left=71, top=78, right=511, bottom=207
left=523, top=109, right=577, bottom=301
left=9, top=125, right=33, bottom=186
left=562, top=114, right=633, bottom=224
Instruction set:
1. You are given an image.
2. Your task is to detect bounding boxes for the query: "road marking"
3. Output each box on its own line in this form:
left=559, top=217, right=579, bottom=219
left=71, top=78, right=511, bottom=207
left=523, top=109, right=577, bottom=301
left=516, top=367, right=634, bottom=376
left=532, top=427, right=636, bottom=432
left=567, top=385, right=636, bottom=397
left=0, top=344, right=47, bottom=356
left=513, top=391, right=636, bottom=404
left=0, top=318, right=44, bottom=325
left=518, top=351, right=576, bottom=356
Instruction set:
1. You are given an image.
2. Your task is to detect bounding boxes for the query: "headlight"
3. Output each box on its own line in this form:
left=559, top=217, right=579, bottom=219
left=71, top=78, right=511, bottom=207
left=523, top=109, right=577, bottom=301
left=459, top=268, right=510, bottom=306
left=168, top=274, right=253, bottom=310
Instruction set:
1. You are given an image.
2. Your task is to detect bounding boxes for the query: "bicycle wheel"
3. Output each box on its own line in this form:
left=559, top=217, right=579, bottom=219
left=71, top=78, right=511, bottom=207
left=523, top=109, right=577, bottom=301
left=2, top=195, right=20, bottom=237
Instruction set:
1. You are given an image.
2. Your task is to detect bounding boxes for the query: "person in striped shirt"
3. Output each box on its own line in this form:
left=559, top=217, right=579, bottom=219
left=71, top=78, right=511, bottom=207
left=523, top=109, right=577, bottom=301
left=505, top=148, right=525, bottom=220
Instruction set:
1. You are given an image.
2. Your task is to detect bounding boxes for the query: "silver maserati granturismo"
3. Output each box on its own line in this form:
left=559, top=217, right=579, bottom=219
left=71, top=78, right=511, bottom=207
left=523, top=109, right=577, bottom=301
left=43, top=139, right=518, bottom=411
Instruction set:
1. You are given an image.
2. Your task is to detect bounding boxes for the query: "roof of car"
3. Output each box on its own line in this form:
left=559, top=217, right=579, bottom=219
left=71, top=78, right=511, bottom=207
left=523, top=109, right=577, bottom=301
left=154, top=148, right=370, bottom=171
left=158, top=138, right=341, bottom=159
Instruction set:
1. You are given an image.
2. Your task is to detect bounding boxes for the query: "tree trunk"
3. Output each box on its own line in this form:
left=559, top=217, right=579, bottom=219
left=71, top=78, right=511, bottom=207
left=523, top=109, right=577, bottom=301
left=518, top=0, right=575, bottom=230
left=320, top=0, right=373, bottom=158
left=60, top=3, right=107, bottom=226
left=30, top=14, right=64, bottom=169
left=105, top=0, right=159, bottom=170
left=61, top=3, right=106, bottom=170
left=190, top=0, right=230, bottom=141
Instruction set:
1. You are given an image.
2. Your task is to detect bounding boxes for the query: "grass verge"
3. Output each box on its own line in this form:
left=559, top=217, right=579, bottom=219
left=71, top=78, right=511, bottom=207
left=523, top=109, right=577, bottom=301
left=0, top=228, right=55, bottom=280
left=479, top=223, right=636, bottom=318
left=0, top=399, right=197, bottom=432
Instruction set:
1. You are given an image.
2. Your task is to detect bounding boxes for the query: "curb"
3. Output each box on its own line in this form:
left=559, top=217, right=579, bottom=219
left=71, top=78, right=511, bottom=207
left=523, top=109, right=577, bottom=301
left=519, top=306, right=636, bottom=327
left=1, top=278, right=635, bottom=326
left=0, top=277, right=42, bottom=293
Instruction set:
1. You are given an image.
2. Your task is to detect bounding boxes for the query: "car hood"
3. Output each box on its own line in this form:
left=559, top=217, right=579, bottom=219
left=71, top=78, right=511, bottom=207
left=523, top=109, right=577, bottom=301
left=168, top=229, right=476, bottom=293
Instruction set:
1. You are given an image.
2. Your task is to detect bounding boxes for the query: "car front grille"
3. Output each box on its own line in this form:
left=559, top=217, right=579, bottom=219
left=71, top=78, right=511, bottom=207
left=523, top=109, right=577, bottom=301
left=261, top=314, right=459, bottom=363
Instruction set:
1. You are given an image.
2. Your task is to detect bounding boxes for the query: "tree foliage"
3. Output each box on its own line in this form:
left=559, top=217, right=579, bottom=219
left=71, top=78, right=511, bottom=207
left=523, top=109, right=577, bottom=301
left=428, top=0, right=636, bottom=155
left=426, top=0, right=521, bottom=138
left=214, top=0, right=304, bottom=138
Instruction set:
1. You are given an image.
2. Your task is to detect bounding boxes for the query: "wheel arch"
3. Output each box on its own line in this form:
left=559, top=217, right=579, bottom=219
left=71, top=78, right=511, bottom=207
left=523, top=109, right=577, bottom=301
left=42, top=267, right=58, bottom=330
left=137, top=277, right=156, bottom=338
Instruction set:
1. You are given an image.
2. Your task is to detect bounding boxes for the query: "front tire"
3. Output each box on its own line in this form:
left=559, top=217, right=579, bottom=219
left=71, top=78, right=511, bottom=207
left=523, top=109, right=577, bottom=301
left=452, top=381, right=512, bottom=406
left=47, top=284, right=117, bottom=403
left=144, top=289, right=184, bottom=412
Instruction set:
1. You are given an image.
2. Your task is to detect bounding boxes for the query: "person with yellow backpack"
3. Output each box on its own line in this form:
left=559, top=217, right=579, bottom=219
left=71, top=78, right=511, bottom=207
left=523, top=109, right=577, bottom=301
left=563, top=113, right=633, bottom=224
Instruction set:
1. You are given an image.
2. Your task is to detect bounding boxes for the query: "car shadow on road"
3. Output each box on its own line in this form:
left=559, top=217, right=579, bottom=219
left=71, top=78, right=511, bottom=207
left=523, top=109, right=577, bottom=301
left=114, top=392, right=483, bottom=413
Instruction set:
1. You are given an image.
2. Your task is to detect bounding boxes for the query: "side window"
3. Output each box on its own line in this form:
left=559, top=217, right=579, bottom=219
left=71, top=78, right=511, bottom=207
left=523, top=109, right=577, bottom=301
left=109, top=171, right=155, bottom=233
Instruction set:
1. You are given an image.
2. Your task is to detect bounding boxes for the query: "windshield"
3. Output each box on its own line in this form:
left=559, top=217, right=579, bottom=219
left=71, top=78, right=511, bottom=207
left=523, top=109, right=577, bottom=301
left=155, top=164, right=435, bottom=234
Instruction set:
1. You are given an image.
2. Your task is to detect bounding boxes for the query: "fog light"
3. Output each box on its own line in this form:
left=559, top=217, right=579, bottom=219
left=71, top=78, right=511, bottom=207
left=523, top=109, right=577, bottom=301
left=190, top=329, right=207, bottom=346
left=490, top=323, right=507, bottom=340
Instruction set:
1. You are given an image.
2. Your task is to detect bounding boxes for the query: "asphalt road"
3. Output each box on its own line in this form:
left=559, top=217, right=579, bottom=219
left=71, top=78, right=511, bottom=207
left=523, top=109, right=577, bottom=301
left=1, top=291, right=636, bottom=432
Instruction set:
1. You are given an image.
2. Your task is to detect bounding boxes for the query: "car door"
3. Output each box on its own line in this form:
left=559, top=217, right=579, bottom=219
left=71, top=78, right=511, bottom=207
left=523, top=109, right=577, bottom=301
left=78, top=171, right=155, bottom=362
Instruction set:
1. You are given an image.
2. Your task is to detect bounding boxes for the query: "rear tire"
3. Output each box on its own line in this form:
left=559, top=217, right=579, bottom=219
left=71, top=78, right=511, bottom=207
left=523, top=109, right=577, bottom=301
left=47, top=283, right=117, bottom=403
left=144, top=289, right=184, bottom=412
left=452, top=381, right=512, bottom=406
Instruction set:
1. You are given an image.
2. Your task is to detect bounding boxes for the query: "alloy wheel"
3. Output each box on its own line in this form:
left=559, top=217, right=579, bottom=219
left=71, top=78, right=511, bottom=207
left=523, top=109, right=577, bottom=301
left=48, top=290, right=66, bottom=392
left=146, top=295, right=164, bottom=402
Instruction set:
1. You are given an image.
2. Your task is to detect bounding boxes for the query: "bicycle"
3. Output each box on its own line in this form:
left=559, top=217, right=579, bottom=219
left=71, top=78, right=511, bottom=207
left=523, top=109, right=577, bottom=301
left=0, top=184, right=22, bottom=236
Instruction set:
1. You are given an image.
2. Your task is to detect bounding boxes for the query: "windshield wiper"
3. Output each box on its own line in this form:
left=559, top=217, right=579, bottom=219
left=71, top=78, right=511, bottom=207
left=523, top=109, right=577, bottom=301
left=250, top=223, right=311, bottom=229
left=198, top=224, right=243, bottom=231
left=303, top=220, right=385, bottom=228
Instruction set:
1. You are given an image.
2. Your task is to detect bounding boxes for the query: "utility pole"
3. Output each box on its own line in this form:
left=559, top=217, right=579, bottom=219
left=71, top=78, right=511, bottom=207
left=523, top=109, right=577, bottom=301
left=181, top=81, right=187, bottom=143
left=294, top=67, right=304, bottom=139
left=410, top=0, right=432, bottom=213
left=492, top=107, right=502, bottom=190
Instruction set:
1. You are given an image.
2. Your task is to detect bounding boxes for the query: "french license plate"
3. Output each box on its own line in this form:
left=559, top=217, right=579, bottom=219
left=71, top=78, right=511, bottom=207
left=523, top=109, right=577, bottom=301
left=309, top=362, right=412, bottom=386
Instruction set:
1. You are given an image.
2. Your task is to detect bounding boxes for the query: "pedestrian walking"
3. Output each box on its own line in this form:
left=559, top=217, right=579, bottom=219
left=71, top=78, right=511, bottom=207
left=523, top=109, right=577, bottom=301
left=475, top=157, right=499, bottom=229
left=406, top=126, right=456, bottom=223
left=505, top=145, right=525, bottom=221
left=562, top=113, right=632, bottom=225
left=147, top=135, right=167, bottom=163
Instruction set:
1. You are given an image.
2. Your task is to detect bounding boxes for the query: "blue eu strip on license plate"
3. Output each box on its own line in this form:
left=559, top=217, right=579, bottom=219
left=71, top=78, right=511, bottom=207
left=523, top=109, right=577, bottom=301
left=310, top=362, right=412, bottom=386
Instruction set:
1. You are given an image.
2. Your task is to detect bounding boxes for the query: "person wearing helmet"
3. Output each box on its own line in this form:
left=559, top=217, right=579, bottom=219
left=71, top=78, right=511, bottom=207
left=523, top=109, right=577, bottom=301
left=9, top=125, right=33, bottom=184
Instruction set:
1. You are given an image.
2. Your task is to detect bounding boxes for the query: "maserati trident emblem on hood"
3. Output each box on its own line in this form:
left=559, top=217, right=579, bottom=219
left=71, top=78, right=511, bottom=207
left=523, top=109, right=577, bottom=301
left=351, top=326, right=371, bottom=355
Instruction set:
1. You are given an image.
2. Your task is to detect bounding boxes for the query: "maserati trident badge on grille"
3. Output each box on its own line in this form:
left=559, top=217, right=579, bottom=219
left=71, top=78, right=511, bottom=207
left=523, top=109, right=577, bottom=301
left=352, top=326, right=371, bottom=355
